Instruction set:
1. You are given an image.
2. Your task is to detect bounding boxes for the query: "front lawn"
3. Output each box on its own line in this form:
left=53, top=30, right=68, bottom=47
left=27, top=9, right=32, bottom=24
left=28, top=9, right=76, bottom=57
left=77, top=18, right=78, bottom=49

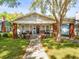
left=1, top=37, right=79, bottom=59
left=42, top=38, right=79, bottom=59
left=0, top=38, right=29, bottom=59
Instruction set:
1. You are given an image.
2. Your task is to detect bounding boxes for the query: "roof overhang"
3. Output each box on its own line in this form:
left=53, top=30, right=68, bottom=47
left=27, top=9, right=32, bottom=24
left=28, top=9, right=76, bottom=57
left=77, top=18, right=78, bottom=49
left=13, top=21, right=56, bottom=24
left=12, top=12, right=74, bottom=24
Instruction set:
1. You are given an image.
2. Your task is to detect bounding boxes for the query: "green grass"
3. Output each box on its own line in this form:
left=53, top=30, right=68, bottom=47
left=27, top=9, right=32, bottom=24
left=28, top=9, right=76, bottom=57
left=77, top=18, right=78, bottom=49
left=1, top=37, right=79, bottom=59
left=42, top=38, right=79, bottom=59
left=0, top=38, right=29, bottom=59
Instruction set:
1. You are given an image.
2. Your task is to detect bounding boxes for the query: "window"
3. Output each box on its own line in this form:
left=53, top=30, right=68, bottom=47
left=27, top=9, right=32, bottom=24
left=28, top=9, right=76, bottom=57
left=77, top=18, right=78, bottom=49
left=61, top=24, right=69, bottom=36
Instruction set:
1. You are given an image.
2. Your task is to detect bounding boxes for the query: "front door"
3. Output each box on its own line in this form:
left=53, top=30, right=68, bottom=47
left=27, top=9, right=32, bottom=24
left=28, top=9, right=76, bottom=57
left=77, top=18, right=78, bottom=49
left=36, top=25, right=40, bottom=34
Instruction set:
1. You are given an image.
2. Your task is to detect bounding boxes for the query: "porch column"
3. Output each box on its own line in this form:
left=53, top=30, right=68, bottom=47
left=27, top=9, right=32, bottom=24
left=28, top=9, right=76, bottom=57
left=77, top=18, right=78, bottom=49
left=2, top=16, right=6, bottom=32
left=69, top=23, right=75, bottom=39
left=13, top=23, right=17, bottom=39
left=53, top=23, right=57, bottom=37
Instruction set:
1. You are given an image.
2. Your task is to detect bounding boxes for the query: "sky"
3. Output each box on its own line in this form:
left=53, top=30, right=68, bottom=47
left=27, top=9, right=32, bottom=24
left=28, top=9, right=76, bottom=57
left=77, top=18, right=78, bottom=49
left=0, top=0, right=79, bottom=18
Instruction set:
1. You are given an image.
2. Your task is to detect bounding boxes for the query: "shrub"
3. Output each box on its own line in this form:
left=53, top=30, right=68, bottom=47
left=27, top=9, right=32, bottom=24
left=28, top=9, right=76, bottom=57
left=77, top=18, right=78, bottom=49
left=50, top=55, right=56, bottom=59
left=0, top=33, right=3, bottom=37
left=61, top=39, right=72, bottom=43
left=0, top=33, right=1, bottom=38
left=63, top=54, right=79, bottom=59
left=75, top=36, right=79, bottom=40
left=8, top=31, right=13, bottom=38
left=2, top=33, right=8, bottom=37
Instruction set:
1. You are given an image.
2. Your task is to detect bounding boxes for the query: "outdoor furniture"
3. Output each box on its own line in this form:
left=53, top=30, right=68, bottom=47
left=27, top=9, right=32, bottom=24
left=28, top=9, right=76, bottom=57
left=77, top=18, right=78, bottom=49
left=22, top=33, right=27, bottom=39
left=25, top=33, right=30, bottom=39
left=45, top=31, right=50, bottom=37
left=39, top=32, right=46, bottom=40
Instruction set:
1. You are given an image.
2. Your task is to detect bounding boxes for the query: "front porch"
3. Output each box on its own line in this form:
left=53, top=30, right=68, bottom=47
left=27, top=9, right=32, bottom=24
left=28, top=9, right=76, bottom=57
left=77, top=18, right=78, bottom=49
left=16, top=24, right=53, bottom=39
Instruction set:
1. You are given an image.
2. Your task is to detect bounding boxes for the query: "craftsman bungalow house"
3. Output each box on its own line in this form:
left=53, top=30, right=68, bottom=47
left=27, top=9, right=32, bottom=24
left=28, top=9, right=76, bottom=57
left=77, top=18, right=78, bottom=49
left=12, top=12, right=75, bottom=39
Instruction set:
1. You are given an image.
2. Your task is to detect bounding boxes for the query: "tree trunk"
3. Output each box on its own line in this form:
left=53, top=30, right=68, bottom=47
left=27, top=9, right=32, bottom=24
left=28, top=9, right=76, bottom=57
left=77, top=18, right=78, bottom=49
left=56, top=22, right=61, bottom=42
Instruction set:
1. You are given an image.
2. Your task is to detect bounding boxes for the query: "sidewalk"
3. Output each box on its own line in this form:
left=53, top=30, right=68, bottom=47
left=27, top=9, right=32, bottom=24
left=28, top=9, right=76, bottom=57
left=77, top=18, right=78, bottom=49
left=23, top=38, right=49, bottom=59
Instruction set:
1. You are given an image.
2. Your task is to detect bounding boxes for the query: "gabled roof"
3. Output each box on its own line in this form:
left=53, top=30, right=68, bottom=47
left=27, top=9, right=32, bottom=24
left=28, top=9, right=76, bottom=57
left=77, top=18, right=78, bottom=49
left=14, top=12, right=54, bottom=21
left=13, top=12, right=74, bottom=24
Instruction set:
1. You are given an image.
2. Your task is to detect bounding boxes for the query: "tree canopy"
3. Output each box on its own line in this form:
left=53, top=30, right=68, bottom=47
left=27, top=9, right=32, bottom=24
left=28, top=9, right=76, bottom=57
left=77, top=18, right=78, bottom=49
left=31, top=0, right=77, bottom=41
left=31, top=0, right=77, bottom=19
left=0, top=0, right=20, bottom=7
left=0, top=12, right=24, bottom=21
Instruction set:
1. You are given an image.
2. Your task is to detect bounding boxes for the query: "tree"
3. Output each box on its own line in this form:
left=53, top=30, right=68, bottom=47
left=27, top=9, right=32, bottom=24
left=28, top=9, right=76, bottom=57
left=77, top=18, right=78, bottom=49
left=31, top=0, right=77, bottom=42
left=0, top=0, right=20, bottom=7
left=0, top=12, right=24, bottom=21
left=0, top=0, right=21, bottom=21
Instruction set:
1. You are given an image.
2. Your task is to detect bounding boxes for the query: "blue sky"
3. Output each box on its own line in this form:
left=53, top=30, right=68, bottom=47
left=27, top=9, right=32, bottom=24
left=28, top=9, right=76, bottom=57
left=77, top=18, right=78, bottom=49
left=0, top=0, right=79, bottom=17
left=0, top=0, right=32, bottom=14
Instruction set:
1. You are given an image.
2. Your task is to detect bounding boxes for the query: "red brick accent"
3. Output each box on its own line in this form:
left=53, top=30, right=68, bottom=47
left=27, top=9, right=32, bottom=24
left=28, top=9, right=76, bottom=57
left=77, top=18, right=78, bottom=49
left=13, top=23, right=17, bottom=39
left=69, top=23, right=75, bottom=38
left=53, top=23, right=57, bottom=37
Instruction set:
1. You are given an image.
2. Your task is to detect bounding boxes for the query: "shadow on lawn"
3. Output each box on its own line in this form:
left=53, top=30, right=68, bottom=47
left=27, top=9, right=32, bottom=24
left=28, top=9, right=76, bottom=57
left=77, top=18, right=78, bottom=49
left=49, top=54, right=79, bottom=59
left=0, top=46, right=24, bottom=59
left=42, top=38, right=79, bottom=49
left=50, top=55, right=56, bottom=59
left=53, top=43, right=79, bottom=49
left=0, top=38, right=29, bottom=59
left=62, top=54, right=79, bottom=59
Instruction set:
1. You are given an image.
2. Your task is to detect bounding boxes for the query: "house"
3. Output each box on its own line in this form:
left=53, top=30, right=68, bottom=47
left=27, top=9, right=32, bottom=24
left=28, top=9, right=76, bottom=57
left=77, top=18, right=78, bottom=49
left=12, top=12, right=75, bottom=39
left=0, top=20, right=11, bottom=32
